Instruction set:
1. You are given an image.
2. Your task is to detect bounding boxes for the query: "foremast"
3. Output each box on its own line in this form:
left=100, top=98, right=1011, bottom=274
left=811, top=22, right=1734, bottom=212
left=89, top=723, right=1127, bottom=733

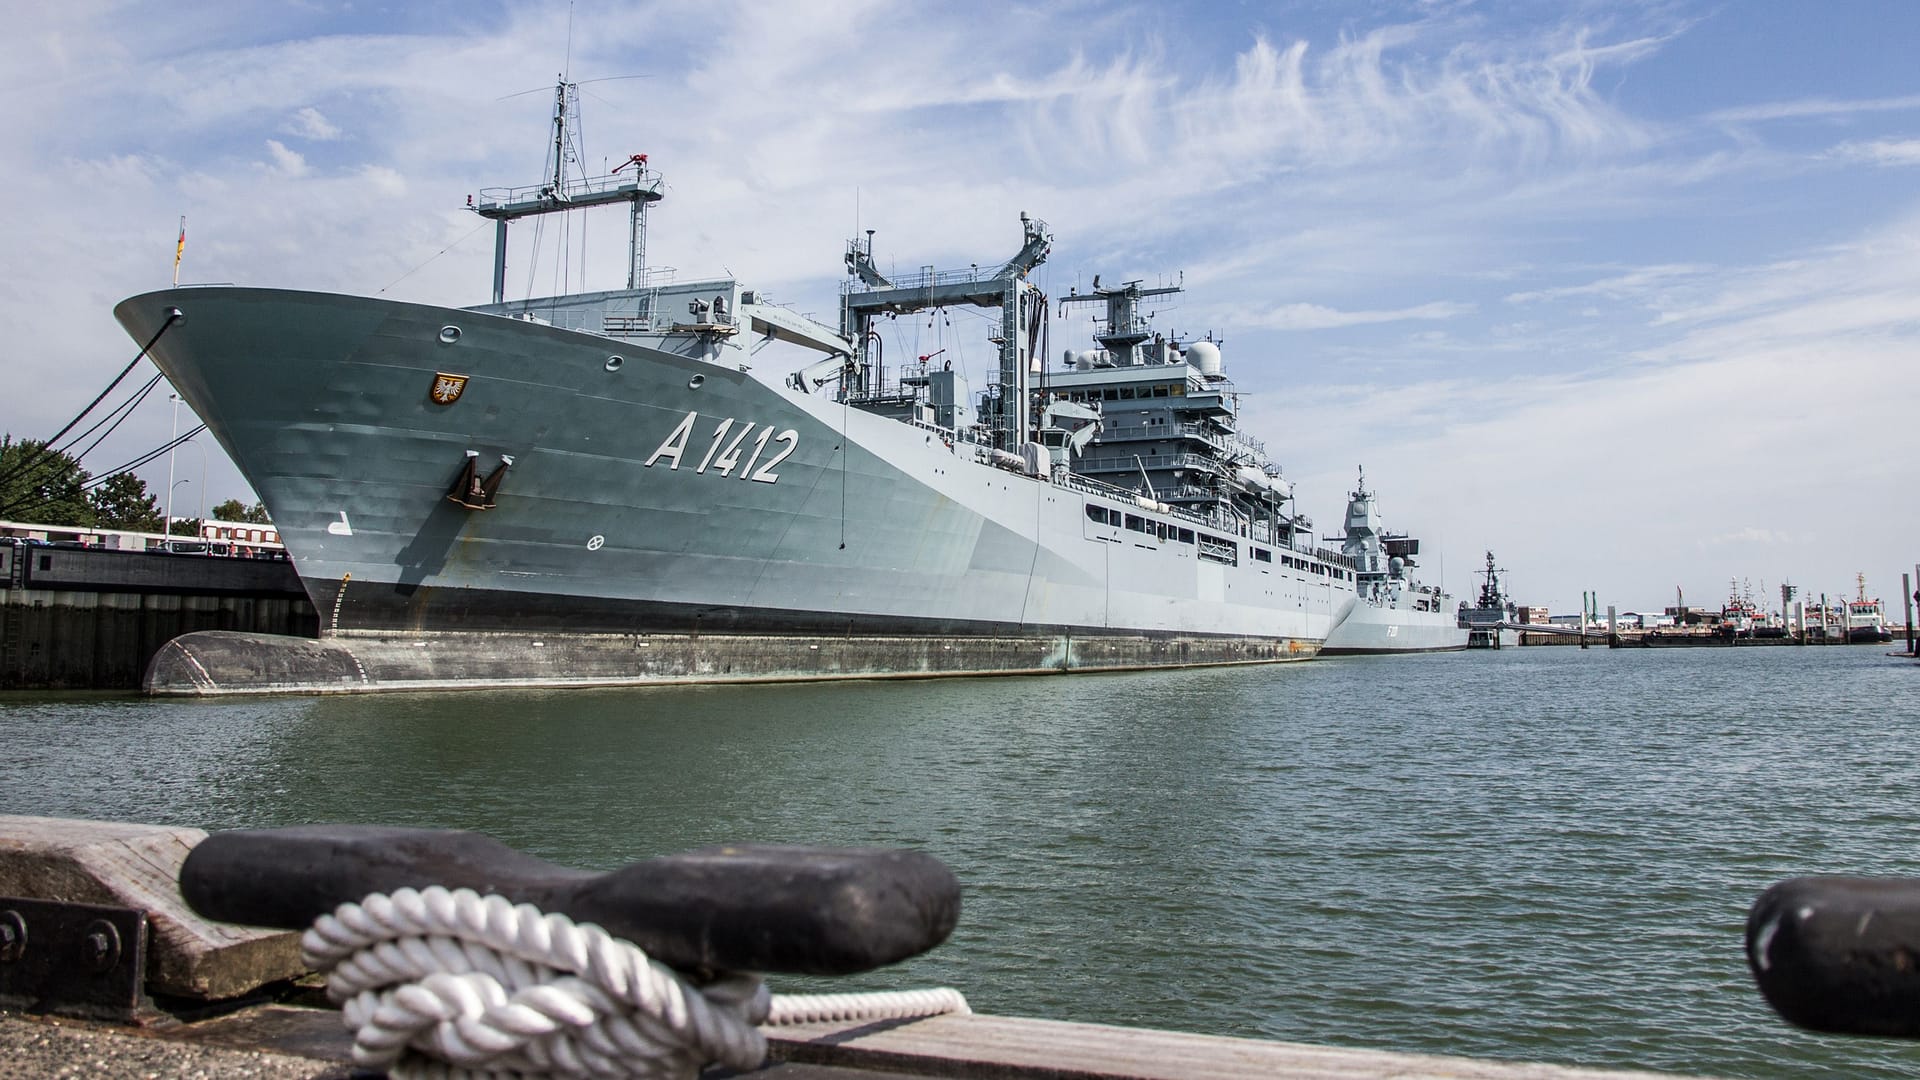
left=468, top=78, right=666, bottom=305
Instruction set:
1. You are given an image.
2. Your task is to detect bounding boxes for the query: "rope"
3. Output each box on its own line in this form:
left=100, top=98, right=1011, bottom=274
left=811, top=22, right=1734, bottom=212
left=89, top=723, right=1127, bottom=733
left=0, top=308, right=179, bottom=494
left=303, top=885, right=969, bottom=1079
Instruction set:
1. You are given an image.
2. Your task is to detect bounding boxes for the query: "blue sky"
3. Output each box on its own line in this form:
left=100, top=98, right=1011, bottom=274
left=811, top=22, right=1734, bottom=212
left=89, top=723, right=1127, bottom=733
left=5, top=0, right=1919, bottom=613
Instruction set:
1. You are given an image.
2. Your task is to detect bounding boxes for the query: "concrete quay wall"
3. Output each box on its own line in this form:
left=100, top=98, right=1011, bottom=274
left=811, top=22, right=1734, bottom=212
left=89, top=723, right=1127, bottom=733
left=1, top=546, right=317, bottom=691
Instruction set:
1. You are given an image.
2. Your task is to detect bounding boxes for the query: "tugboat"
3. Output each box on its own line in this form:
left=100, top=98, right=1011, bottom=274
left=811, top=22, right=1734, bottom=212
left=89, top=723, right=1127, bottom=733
left=1457, top=551, right=1517, bottom=649
left=1320, top=469, right=1468, bottom=655
left=1847, top=574, right=1893, bottom=643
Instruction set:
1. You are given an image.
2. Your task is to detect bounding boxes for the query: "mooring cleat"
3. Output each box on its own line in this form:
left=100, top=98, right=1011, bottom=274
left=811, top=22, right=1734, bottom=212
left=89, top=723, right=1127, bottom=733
left=1748, top=875, right=1920, bottom=1038
left=179, top=825, right=960, bottom=976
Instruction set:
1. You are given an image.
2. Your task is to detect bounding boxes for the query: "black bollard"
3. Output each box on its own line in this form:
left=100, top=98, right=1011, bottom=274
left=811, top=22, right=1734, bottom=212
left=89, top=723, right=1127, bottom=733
left=179, top=825, right=960, bottom=977
left=1747, top=875, right=1920, bottom=1037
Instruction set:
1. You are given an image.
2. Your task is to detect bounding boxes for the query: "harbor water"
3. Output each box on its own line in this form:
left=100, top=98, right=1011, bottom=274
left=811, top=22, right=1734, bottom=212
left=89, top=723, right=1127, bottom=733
left=5, top=645, right=1919, bottom=1078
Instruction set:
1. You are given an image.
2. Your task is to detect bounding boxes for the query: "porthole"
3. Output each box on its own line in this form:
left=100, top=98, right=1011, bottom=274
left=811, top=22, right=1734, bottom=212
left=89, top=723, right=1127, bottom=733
left=438, top=325, right=462, bottom=344
left=687, top=374, right=706, bottom=389
left=605, top=355, right=624, bottom=372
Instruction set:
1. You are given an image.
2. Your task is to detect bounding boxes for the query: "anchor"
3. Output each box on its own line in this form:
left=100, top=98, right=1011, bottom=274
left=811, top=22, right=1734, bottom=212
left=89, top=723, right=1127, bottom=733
left=446, top=450, right=513, bottom=510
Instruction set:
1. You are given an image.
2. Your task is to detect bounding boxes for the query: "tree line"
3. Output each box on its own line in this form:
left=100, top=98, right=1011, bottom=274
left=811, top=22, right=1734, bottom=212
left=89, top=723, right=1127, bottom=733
left=0, top=435, right=269, bottom=535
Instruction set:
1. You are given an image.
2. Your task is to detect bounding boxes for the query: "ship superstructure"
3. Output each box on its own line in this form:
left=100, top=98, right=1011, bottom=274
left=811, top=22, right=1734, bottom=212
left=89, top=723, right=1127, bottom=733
left=1320, top=470, right=1467, bottom=655
left=116, top=79, right=1358, bottom=694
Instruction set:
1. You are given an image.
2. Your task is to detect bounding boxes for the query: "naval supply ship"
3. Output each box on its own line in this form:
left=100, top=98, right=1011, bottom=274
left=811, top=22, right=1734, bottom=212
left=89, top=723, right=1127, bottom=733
left=115, top=79, right=1358, bottom=694
left=1319, top=470, right=1467, bottom=655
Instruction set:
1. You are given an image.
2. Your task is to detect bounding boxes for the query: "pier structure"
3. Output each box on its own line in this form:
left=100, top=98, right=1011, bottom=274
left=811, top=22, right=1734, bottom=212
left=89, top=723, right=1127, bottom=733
left=0, top=813, right=1725, bottom=1080
left=0, top=543, right=315, bottom=690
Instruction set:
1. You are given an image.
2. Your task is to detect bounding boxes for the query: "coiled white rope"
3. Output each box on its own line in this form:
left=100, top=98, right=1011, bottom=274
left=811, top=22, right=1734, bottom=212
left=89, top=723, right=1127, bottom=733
left=302, top=885, right=969, bottom=1079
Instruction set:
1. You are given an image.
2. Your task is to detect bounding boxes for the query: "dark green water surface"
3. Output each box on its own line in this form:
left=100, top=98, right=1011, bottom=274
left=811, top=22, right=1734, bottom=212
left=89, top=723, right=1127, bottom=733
left=6, top=645, right=1919, bottom=1078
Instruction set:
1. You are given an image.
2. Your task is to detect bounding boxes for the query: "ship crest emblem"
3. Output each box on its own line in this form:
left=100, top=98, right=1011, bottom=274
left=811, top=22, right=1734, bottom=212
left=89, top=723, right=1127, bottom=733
left=429, top=372, right=469, bottom=405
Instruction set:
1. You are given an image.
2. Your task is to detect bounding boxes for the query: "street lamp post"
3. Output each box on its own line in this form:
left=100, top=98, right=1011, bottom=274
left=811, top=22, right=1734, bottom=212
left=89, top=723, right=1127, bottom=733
left=182, top=437, right=207, bottom=522
left=165, top=394, right=180, bottom=532
left=169, top=479, right=191, bottom=542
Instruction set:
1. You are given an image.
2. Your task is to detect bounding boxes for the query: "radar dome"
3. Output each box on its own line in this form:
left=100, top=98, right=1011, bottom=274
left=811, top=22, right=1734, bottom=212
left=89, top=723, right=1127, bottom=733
left=1187, top=340, right=1222, bottom=377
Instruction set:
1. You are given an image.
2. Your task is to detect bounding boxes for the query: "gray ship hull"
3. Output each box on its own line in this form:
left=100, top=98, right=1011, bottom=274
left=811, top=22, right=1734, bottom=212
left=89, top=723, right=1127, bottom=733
left=1320, top=600, right=1469, bottom=656
left=117, top=288, right=1350, bottom=692
left=1460, top=620, right=1518, bottom=649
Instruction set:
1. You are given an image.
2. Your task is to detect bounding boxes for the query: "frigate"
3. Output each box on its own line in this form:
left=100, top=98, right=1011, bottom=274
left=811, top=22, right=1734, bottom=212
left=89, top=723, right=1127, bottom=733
left=1318, top=470, right=1467, bottom=655
left=115, top=80, right=1358, bottom=694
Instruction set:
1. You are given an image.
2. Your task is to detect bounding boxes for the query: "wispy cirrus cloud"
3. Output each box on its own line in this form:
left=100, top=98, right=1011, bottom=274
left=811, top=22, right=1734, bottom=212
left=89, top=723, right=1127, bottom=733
left=1698, top=527, right=1796, bottom=549
left=1707, top=92, right=1920, bottom=125
left=1504, top=265, right=1714, bottom=306
left=1825, top=138, right=1920, bottom=167
left=1246, top=299, right=1474, bottom=330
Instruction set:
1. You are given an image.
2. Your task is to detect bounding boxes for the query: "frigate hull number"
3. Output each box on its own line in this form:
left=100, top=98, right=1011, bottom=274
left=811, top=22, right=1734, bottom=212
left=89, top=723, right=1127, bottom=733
left=644, top=410, right=798, bottom=484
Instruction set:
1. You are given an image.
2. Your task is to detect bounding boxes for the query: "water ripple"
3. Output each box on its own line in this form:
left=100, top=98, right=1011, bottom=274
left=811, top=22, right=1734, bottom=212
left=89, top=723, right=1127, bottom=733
left=6, top=647, right=1920, bottom=1077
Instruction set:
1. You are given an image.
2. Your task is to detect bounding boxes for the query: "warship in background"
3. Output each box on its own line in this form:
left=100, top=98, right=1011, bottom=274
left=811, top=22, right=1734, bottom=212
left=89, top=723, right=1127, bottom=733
left=1457, top=550, right=1518, bottom=649
left=1319, top=470, right=1467, bottom=655
left=115, top=78, right=1359, bottom=694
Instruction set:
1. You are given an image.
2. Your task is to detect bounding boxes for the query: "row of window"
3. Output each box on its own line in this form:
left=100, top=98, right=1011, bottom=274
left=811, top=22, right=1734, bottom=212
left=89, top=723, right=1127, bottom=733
left=1196, top=535, right=1239, bottom=567
left=1057, top=382, right=1189, bottom=404
left=1085, top=502, right=1345, bottom=578
left=1086, top=503, right=1197, bottom=545
left=202, top=524, right=281, bottom=545
left=1280, top=553, right=1350, bottom=581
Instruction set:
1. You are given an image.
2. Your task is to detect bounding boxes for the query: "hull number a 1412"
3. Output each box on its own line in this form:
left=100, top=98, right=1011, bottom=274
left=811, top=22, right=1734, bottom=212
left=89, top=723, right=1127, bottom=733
left=644, top=410, right=798, bottom=483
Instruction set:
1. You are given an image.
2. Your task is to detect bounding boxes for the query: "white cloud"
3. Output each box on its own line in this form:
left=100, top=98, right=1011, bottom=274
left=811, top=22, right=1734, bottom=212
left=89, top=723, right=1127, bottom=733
left=1247, top=300, right=1474, bottom=330
left=1708, top=93, right=1920, bottom=125
left=261, top=139, right=307, bottom=177
left=1698, top=527, right=1794, bottom=549
left=1260, top=210, right=1920, bottom=611
left=359, top=165, right=406, bottom=198
left=1826, top=138, right=1920, bottom=168
left=1504, top=265, right=1713, bottom=305
left=286, top=106, right=341, bottom=141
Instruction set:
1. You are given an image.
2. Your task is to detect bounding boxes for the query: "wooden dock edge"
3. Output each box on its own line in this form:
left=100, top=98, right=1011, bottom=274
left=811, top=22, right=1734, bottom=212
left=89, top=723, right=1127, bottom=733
left=0, top=815, right=305, bottom=1002
left=0, top=1003, right=1717, bottom=1080
left=766, top=1012, right=1710, bottom=1079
